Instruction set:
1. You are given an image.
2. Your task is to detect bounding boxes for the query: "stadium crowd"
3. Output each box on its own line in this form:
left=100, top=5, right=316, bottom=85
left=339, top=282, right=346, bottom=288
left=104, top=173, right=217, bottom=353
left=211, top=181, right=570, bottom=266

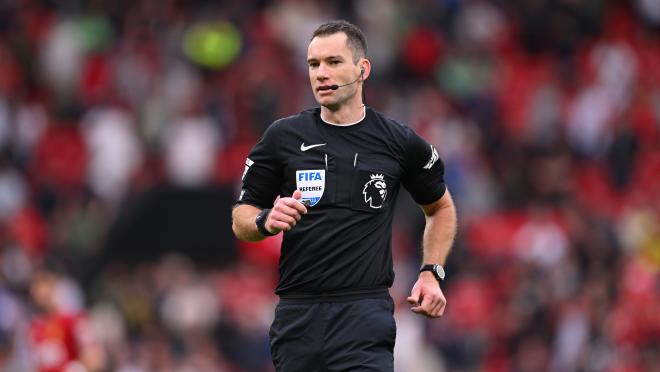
left=0, top=0, right=659, bottom=371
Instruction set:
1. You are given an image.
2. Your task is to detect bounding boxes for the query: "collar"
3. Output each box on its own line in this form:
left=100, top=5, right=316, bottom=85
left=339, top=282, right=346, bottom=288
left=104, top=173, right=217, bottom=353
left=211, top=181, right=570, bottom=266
left=320, top=106, right=366, bottom=126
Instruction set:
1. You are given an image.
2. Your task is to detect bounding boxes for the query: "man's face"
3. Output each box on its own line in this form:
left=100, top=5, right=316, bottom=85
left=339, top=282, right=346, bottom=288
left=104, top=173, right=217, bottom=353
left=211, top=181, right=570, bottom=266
left=307, top=33, right=362, bottom=109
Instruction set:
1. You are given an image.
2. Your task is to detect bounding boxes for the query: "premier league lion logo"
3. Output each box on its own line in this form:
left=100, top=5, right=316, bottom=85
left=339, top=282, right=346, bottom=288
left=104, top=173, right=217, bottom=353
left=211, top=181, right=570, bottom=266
left=363, top=173, right=387, bottom=209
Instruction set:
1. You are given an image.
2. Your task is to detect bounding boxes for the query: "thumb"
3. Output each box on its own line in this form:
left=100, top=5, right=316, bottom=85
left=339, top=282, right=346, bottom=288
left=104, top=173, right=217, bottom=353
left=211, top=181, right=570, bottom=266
left=407, top=287, right=421, bottom=305
left=292, top=190, right=302, bottom=200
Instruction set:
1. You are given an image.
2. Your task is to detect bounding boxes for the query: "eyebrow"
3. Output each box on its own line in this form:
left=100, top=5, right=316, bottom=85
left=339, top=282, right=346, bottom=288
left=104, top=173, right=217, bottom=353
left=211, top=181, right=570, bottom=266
left=307, top=55, right=345, bottom=63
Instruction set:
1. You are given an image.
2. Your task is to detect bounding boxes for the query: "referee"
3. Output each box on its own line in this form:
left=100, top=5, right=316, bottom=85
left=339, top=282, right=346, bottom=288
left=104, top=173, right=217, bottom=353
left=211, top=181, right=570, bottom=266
left=232, top=20, right=457, bottom=372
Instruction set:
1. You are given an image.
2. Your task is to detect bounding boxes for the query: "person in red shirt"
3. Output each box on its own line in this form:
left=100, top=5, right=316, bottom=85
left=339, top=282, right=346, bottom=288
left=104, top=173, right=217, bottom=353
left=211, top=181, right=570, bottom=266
left=28, top=268, right=105, bottom=372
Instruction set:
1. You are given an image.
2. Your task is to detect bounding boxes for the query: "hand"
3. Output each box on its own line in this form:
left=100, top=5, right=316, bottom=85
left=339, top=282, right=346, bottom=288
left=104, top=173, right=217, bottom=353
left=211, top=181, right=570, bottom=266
left=265, top=190, right=308, bottom=234
left=407, top=272, right=447, bottom=318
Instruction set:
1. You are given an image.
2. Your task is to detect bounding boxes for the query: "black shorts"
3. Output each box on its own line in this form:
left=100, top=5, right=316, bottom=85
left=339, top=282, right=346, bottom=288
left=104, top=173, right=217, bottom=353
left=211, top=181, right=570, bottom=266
left=269, top=296, right=396, bottom=372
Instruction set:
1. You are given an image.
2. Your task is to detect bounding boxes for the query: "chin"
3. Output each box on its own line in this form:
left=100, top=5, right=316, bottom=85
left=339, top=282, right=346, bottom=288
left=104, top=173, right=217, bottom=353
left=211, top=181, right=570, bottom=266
left=316, top=96, right=337, bottom=107
left=319, top=101, right=341, bottom=111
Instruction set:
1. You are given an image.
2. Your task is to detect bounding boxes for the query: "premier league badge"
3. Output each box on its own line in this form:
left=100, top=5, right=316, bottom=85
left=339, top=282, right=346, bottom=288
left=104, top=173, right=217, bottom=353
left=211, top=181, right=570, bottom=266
left=296, top=169, right=325, bottom=207
left=362, top=173, right=387, bottom=209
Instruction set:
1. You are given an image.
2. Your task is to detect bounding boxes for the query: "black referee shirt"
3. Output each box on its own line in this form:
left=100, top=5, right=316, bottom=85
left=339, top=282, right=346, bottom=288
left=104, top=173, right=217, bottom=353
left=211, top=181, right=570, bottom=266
left=237, top=107, right=446, bottom=298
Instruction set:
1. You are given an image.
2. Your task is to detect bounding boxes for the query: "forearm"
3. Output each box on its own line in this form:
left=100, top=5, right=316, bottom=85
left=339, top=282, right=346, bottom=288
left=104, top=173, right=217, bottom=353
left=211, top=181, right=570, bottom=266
left=421, top=191, right=457, bottom=265
left=232, top=204, right=265, bottom=242
left=408, top=191, right=455, bottom=318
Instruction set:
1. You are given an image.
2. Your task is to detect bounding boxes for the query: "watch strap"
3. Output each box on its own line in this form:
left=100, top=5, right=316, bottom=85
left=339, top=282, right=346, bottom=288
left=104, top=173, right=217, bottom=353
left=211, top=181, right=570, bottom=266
left=420, top=264, right=445, bottom=283
left=255, top=208, right=277, bottom=237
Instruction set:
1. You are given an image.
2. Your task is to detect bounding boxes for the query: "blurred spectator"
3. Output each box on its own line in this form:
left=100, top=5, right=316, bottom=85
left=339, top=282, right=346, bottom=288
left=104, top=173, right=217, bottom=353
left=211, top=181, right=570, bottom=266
left=39, top=18, right=86, bottom=99
left=0, top=164, right=28, bottom=222
left=28, top=266, right=106, bottom=372
left=513, top=205, right=569, bottom=270
left=164, top=114, right=221, bottom=187
left=82, top=107, right=143, bottom=205
left=635, top=0, right=660, bottom=27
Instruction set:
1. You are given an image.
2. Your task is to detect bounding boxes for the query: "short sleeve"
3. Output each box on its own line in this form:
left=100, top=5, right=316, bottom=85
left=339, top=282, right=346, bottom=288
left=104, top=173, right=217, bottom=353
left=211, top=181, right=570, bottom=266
left=235, top=123, right=283, bottom=208
left=401, top=129, right=446, bottom=205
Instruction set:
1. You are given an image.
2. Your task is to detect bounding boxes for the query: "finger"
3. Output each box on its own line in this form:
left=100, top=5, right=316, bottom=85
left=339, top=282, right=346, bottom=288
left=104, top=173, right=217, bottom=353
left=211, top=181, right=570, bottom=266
left=270, top=220, right=292, bottom=232
left=279, top=197, right=308, bottom=214
left=270, top=211, right=297, bottom=226
left=436, top=299, right=447, bottom=317
left=410, top=306, right=424, bottom=314
left=419, top=294, right=437, bottom=314
left=410, top=306, right=432, bottom=318
left=428, top=297, right=446, bottom=318
left=428, top=296, right=441, bottom=311
left=290, top=190, right=308, bottom=214
left=428, top=303, right=440, bottom=318
left=273, top=204, right=303, bottom=221
left=288, top=201, right=308, bottom=215
left=408, top=286, right=421, bottom=305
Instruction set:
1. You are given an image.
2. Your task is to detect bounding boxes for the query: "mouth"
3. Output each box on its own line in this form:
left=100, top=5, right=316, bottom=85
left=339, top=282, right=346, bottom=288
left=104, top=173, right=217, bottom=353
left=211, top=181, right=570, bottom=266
left=317, top=85, right=334, bottom=92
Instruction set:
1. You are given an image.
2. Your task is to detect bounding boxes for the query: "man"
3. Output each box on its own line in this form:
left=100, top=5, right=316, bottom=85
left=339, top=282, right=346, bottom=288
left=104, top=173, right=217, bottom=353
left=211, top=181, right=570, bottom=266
left=28, top=267, right=105, bottom=372
left=232, top=20, right=457, bottom=372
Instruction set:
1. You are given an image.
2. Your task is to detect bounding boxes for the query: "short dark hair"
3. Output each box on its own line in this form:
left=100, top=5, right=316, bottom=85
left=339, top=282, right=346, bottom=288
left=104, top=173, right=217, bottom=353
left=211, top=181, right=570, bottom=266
left=311, top=20, right=367, bottom=63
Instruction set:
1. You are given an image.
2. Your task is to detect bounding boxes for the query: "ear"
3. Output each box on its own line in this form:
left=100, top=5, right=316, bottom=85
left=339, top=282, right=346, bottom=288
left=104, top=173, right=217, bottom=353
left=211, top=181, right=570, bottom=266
left=358, top=59, right=371, bottom=81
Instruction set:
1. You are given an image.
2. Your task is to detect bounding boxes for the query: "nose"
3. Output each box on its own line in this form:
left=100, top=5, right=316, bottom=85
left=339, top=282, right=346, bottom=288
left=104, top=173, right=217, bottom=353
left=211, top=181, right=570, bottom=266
left=316, top=63, right=329, bottom=81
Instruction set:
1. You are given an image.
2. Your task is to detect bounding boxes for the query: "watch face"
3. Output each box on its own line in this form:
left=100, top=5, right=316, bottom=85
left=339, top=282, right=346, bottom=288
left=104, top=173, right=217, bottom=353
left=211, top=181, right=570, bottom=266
left=433, top=265, right=446, bottom=280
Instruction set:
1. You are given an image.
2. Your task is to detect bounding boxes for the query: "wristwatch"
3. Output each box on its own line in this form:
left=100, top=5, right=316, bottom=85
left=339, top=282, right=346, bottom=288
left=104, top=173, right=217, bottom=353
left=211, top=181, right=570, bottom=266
left=255, top=208, right=277, bottom=237
left=420, top=264, right=445, bottom=283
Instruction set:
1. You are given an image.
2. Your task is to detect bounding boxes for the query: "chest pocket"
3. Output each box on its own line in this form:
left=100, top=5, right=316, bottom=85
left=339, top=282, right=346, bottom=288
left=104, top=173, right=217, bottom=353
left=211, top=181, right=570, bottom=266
left=286, top=154, right=336, bottom=207
left=351, top=167, right=395, bottom=213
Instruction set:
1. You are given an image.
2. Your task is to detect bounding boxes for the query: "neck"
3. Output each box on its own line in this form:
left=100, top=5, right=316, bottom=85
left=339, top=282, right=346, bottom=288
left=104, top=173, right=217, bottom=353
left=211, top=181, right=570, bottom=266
left=320, top=98, right=365, bottom=125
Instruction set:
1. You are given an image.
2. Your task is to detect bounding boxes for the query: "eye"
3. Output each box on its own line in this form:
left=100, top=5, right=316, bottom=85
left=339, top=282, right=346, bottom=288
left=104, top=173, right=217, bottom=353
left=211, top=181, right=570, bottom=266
left=308, top=61, right=319, bottom=68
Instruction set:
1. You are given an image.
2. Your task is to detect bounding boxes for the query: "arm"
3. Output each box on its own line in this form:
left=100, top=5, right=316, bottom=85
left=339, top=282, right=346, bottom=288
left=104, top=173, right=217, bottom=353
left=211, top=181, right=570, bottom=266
left=420, top=189, right=456, bottom=265
left=232, top=190, right=308, bottom=242
left=407, top=189, right=457, bottom=318
left=232, top=204, right=264, bottom=242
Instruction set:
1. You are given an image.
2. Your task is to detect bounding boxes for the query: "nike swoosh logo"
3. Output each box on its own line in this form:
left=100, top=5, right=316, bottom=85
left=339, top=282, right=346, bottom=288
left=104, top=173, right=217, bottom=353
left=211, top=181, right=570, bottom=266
left=300, top=143, right=327, bottom=151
